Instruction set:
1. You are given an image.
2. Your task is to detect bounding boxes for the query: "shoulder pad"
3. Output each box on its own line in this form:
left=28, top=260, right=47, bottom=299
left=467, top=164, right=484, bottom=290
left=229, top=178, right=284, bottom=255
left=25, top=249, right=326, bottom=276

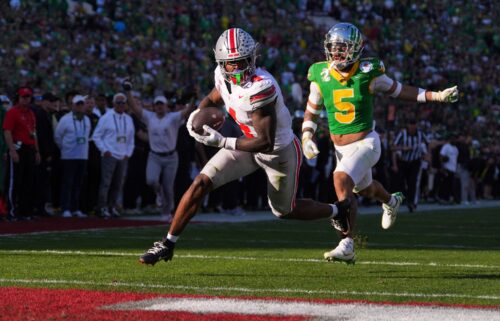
left=249, top=80, right=277, bottom=110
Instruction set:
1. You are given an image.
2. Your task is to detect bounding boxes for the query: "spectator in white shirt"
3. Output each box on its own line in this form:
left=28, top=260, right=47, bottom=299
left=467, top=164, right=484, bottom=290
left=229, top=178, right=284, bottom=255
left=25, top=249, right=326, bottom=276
left=54, top=95, right=91, bottom=218
left=124, top=80, right=195, bottom=217
left=92, top=93, right=135, bottom=217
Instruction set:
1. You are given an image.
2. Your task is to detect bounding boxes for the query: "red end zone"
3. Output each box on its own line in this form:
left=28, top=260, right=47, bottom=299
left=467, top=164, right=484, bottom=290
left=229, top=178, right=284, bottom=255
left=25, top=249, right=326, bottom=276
left=0, top=287, right=307, bottom=321
left=1, top=287, right=499, bottom=321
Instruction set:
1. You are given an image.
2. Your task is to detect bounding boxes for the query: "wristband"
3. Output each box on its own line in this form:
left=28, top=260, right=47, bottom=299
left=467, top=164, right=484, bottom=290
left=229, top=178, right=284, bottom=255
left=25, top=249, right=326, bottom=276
left=417, top=88, right=427, bottom=103
left=302, top=131, right=313, bottom=140
left=302, top=120, right=317, bottom=133
left=224, top=137, right=237, bottom=150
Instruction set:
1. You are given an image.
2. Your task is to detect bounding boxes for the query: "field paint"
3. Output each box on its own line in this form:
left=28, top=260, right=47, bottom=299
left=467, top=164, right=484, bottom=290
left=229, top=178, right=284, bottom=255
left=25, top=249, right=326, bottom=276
left=1, top=277, right=500, bottom=302
left=103, top=297, right=500, bottom=321
left=2, top=249, right=500, bottom=269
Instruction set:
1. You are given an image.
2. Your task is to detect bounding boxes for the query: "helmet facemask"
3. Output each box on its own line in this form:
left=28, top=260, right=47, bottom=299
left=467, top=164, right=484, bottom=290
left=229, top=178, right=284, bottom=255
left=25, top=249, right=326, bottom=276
left=217, top=55, right=256, bottom=86
left=324, top=23, right=364, bottom=70
left=214, top=28, right=257, bottom=86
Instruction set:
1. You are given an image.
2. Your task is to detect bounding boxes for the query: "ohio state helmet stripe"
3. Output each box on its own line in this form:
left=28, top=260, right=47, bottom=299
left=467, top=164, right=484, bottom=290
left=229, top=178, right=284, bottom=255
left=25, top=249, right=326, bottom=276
left=228, top=28, right=237, bottom=54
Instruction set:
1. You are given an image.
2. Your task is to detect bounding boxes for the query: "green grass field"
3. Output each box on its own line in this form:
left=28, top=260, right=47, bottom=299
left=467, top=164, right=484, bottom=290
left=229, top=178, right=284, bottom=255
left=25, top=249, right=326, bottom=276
left=1, top=207, right=499, bottom=307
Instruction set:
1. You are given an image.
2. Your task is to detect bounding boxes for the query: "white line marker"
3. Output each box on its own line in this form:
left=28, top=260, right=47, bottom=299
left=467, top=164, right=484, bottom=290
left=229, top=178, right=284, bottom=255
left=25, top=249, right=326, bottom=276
left=1, top=278, right=499, bottom=301
left=1, top=249, right=499, bottom=269
left=104, top=297, right=500, bottom=321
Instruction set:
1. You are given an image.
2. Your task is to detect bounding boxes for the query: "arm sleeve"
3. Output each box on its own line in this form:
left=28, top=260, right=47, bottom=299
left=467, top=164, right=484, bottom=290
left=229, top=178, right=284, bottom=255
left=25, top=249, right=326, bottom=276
left=140, top=109, right=152, bottom=127
left=308, top=82, right=324, bottom=105
left=249, top=80, right=278, bottom=111
left=126, top=117, right=135, bottom=157
left=370, top=74, right=396, bottom=93
left=393, top=130, right=404, bottom=146
left=2, top=110, right=14, bottom=131
left=53, top=117, right=65, bottom=148
left=91, top=117, right=106, bottom=153
left=173, top=111, right=184, bottom=128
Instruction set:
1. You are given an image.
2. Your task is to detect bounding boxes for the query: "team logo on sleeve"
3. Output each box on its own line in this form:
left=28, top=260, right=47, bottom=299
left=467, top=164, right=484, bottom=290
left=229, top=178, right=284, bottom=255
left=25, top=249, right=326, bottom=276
left=321, top=68, right=331, bottom=81
left=360, top=61, right=373, bottom=73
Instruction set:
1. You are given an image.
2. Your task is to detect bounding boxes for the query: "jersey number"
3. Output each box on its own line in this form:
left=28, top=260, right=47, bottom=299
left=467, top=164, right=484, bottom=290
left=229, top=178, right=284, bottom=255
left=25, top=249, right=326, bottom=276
left=333, top=89, right=355, bottom=124
left=228, top=107, right=255, bottom=138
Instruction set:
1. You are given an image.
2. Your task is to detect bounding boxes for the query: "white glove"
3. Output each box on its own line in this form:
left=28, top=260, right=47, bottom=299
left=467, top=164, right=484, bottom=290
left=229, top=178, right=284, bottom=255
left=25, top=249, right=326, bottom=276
left=431, top=85, right=459, bottom=103
left=192, top=125, right=227, bottom=148
left=301, top=131, right=319, bottom=159
left=186, top=109, right=201, bottom=138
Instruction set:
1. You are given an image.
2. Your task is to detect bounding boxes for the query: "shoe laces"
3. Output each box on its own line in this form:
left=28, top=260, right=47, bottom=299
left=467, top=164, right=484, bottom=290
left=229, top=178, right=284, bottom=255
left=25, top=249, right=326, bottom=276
left=147, top=241, right=167, bottom=255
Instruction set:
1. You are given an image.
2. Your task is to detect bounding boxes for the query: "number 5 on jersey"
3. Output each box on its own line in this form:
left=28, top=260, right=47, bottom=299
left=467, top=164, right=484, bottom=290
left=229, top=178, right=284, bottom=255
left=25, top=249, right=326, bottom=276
left=333, top=88, right=355, bottom=124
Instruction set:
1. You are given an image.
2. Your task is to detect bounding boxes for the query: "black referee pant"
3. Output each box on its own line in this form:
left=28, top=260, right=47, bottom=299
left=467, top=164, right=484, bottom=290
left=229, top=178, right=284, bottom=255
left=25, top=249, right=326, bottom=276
left=6, top=145, right=36, bottom=218
left=398, top=159, right=422, bottom=209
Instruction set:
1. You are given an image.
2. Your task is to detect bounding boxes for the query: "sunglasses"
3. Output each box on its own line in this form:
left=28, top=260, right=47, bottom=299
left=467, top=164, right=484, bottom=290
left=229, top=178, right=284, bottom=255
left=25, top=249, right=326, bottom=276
left=154, top=102, right=165, bottom=105
left=21, top=95, right=32, bottom=98
left=115, top=101, right=127, bottom=105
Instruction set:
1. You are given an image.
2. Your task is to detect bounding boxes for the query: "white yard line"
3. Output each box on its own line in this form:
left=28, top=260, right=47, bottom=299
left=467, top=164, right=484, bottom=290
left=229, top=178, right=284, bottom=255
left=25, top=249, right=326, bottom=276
left=1, top=249, right=499, bottom=269
left=0, top=277, right=499, bottom=301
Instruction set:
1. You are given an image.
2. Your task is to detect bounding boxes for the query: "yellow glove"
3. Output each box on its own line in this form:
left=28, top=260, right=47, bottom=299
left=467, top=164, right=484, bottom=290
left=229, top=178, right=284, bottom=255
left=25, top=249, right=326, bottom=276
left=431, top=86, right=459, bottom=103
left=301, top=131, right=319, bottom=159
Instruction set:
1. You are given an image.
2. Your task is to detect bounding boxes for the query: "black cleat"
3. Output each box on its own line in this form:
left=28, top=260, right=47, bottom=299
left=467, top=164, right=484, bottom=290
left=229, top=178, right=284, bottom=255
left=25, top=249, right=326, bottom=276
left=139, top=239, right=175, bottom=265
left=331, top=199, right=351, bottom=235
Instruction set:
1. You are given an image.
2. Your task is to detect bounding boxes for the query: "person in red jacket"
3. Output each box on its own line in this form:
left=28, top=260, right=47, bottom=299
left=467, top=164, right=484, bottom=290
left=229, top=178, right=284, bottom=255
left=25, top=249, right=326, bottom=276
left=2, top=86, right=41, bottom=220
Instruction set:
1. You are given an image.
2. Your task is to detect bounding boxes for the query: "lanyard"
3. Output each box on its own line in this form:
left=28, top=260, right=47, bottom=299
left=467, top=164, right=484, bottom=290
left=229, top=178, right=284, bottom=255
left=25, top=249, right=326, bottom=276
left=113, top=114, right=127, bottom=136
left=72, top=115, right=86, bottom=136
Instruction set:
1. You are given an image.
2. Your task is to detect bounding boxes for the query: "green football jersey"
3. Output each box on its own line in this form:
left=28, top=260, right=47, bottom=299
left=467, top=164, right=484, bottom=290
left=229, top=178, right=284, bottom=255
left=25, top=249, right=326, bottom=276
left=307, top=57, right=385, bottom=135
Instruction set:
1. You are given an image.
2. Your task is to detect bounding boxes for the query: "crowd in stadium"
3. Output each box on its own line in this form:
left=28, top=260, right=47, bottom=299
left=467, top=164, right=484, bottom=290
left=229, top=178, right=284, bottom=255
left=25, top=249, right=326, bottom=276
left=0, top=0, right=499, bottom=220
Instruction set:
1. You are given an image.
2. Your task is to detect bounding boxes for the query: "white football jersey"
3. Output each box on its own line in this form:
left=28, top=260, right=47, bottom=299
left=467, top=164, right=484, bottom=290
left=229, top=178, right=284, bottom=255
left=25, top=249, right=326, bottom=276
left=214, top=66, right=293, bottom=151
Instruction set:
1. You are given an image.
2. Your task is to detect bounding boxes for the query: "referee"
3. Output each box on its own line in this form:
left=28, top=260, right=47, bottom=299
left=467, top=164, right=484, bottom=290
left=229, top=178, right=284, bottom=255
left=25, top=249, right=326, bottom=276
left=391, top=119, right=428, bottom=212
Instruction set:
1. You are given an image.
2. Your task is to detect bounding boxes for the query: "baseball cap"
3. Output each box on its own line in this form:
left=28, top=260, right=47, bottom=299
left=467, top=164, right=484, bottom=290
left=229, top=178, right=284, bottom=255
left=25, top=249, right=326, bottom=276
left=154, top=95, right=167, bottom=104
left=72, top=95, right=88, bottom=104
left=17, top=87, right=33, bottom=97
left=42, top=92, right=58, bottom=102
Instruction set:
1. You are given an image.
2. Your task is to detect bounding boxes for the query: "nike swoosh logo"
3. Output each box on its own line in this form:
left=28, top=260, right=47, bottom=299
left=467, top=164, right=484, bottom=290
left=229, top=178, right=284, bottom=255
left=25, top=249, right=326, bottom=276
left=238, top=95, right=243, bottom=99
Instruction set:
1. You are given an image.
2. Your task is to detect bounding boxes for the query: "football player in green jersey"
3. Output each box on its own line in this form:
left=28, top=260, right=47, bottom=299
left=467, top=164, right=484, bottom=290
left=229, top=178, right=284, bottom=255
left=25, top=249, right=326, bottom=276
left=301, top=23, right=459, bottom=264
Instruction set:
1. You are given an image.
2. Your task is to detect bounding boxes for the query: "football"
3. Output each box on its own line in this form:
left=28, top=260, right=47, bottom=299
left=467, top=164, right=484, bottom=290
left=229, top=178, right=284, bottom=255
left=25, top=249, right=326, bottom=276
left=191, top=107, right=225, bottom=135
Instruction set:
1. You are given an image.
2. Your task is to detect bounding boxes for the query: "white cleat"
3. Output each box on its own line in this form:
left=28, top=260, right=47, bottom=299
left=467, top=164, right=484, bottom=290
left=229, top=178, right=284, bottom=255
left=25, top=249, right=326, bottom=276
left=324, top=237, right=356, bottom=265
left=381, top=192, right=405, bottom=229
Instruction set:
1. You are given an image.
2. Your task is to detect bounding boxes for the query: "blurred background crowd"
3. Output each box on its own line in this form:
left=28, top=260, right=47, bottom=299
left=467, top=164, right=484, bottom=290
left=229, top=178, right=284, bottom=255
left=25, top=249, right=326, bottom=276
left=0, top=0, right=499, bottom=220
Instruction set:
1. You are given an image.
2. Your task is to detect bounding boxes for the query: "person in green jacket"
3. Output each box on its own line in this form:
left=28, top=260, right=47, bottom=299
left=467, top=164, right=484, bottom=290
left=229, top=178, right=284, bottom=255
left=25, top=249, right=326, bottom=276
left=301, top=23, right=459, bottom=264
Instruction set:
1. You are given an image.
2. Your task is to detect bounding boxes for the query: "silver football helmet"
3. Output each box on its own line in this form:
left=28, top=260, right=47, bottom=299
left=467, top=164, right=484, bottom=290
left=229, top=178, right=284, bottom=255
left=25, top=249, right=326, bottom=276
left=214, top=28, right=257, bottom=85
left=324, top=23, right=364, bottom=70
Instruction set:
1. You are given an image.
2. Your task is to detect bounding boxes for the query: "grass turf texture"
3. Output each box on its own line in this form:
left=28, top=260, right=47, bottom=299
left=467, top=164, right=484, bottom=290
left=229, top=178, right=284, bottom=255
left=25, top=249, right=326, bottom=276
left=1, top=207, right=499, bottom=306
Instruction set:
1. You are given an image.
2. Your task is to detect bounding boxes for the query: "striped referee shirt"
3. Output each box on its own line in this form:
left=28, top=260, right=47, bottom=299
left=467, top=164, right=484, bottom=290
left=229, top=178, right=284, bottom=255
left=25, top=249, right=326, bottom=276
left=393, top=129, right=428, bottom=162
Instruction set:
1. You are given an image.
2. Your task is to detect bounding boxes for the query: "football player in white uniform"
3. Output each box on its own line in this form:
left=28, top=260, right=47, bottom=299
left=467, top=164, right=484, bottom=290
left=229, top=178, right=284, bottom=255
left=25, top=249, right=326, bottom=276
left=140, top=28, right=351, bottom=265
